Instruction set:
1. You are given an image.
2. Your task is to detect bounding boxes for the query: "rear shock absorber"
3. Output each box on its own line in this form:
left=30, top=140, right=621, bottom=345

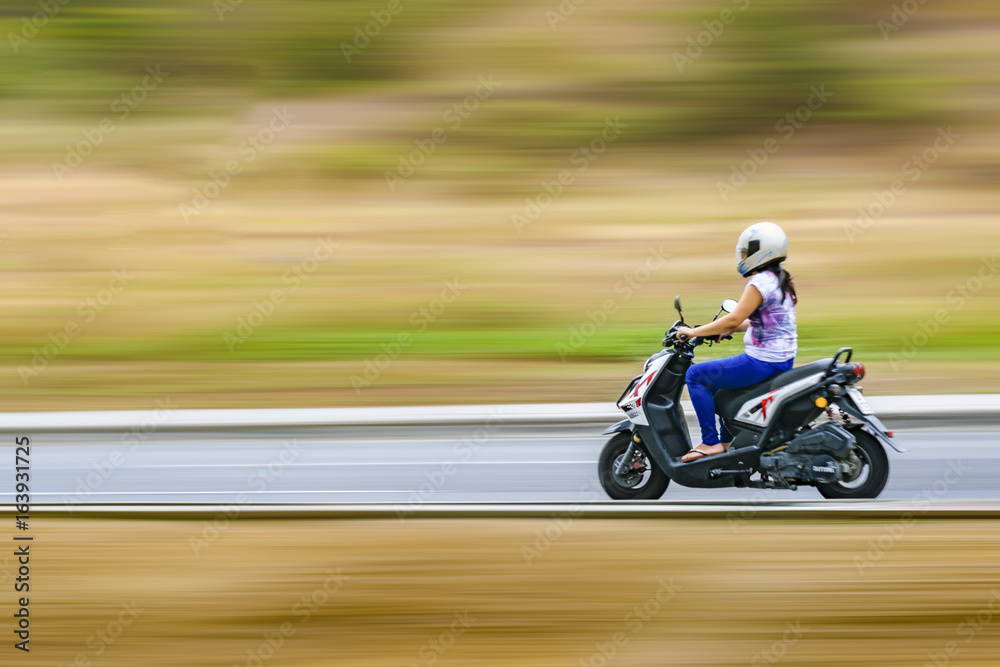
left=825, top=405, right=850, bottom=426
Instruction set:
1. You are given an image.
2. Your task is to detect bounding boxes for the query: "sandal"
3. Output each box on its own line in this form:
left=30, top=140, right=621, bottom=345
left=680, top=442, right=732, bottom=462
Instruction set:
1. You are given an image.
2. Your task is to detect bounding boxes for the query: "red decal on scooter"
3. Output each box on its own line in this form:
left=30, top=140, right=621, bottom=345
left=760, top=395, right=775, bottom=419
left=630, top=372, right=655, bottom=399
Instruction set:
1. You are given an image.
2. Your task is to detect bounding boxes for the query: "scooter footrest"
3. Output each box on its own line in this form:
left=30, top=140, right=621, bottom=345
left=709, top=468, right=753, bottom=478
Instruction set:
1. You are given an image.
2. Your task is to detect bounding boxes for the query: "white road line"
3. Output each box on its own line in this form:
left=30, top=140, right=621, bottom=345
left=35, top=461, right=596, bottom=471
left=26, top=490, right=419, bottom=496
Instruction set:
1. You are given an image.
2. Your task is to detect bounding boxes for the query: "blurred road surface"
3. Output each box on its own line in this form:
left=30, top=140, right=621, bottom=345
left=3, top=423, right=997, bottom=507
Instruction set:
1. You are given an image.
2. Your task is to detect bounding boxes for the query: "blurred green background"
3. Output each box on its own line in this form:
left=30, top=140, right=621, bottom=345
left=1, top=0, right=998, bottom=410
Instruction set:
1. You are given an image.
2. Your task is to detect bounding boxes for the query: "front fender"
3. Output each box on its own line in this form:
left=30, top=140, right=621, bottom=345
left=601, top=418, right=633, bottom=435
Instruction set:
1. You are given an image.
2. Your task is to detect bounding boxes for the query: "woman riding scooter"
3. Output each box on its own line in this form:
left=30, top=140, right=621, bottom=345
left=677, top=222, right=798, bottom=461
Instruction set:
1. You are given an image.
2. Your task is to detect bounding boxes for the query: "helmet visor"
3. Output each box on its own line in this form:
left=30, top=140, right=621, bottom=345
left=736, top=239, right=761, bottom=275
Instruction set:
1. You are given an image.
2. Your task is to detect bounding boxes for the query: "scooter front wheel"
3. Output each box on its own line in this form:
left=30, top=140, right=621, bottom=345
left=598, top=432, right=669, bottom=500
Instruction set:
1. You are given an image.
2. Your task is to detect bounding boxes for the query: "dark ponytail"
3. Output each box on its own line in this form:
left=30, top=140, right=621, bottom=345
left=760, top=260, right=797, bottom=305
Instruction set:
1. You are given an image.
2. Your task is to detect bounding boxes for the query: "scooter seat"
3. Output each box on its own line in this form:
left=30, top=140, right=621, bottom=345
left=713, top=358, right=832, bottom=420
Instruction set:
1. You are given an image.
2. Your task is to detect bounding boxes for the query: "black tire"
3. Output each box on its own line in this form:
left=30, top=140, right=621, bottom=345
left=817, top=430, right=889, bottom=499
left=598, top=432, right=669, bottom=500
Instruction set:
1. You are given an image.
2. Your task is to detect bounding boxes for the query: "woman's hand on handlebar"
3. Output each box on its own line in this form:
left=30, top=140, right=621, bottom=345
left=715, top=327, right=736, bottom=342
left=677, top=325, right=735, bottom=344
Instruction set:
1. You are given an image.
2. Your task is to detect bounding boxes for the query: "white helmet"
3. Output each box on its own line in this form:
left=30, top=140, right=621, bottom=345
left=735, top=222, right=788, bottom=276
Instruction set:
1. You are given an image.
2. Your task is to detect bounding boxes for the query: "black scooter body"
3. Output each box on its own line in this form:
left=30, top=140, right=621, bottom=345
left=629, top=346, right=761, bottom=488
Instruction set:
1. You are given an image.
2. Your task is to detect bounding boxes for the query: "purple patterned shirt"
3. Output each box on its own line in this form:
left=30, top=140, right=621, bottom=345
left=744, top=271, right=797, bottom=362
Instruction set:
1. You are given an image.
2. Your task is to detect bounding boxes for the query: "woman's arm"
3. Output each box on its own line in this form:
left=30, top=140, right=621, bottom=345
left=729, top=320, right=750, bottom=333
left=677, top=283, right=761, bottom=340
left=719, top=319, right=750, bottom=336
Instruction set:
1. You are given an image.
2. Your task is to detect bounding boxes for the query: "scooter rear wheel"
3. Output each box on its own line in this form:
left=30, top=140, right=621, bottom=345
left=598, top=432, right=669, bottom=500
left=816, top=430, right=889, bottom=499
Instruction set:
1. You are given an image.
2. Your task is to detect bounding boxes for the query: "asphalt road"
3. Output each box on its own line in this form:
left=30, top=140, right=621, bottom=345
left=2, top=422, right=997, bottom=508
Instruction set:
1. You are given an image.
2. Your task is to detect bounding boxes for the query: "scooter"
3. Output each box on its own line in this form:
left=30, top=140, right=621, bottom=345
left=597, top=296, right=904, bottom=500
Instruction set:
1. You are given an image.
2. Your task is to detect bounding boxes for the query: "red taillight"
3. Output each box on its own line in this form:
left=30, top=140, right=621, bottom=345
left=852, top=363, right=865, bottom=379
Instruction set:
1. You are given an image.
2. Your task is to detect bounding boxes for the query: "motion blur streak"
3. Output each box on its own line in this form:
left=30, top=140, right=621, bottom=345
left=19, top=516, right=1000, bottom=666
left=0, top=1, right=997, bottom=411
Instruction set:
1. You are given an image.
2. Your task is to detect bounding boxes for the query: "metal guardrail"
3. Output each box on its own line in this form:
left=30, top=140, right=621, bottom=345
left=23, top=500, right=1000, bottom=518
left=1, top=395, right=998, bottom=431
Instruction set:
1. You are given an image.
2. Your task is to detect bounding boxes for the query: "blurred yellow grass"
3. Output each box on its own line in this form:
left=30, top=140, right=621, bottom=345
left=17, top=516, right=1000, bottom=666
left=2, top=0, right=998, bottom=409
left=4, top=358, right=1000, bottom=413
left=3, top=161, right=999, bottom=410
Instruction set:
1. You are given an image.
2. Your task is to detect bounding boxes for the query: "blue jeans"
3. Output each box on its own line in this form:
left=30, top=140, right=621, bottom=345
left=685, top=353, right=793, bottom=446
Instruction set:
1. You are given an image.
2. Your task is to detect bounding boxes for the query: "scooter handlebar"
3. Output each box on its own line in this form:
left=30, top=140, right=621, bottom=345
left=666, top=327, right=733, bottom=347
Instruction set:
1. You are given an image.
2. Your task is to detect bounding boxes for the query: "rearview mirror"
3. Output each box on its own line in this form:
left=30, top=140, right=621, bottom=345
left=673, top=295, right=683, bottom=315
left=721, top=298, right=739, bottom=313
